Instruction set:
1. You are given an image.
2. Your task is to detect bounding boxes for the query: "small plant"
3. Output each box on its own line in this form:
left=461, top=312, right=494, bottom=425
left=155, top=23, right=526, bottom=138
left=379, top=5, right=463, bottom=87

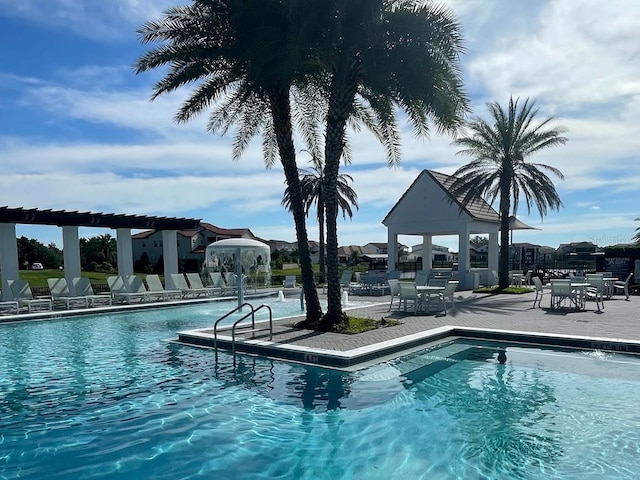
left=331, top=316, right=401, bottom=334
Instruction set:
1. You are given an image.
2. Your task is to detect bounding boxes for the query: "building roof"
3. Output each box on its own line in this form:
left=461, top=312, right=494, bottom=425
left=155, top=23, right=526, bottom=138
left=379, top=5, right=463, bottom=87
left=0, top=206, right=200, bottom=230
left=427, top=171, right=500, bottom=223
left=131, top=221, right=254, bottom=240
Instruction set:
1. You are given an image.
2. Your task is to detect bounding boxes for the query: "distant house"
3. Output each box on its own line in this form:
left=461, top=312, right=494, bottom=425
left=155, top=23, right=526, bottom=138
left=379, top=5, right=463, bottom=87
left=556, top=241, right=600, bottom=257
left=509, top=242, right=556, bottom=269
left=338, top=242, right=407, bottom=269
left=407, top=243, right=454, bottom=264
left=132, top=222, right=256, bottom=272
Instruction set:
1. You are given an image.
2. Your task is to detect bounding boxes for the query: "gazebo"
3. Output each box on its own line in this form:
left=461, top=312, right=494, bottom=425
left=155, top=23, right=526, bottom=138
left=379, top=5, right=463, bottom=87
left=383, top=170, right=501, bottom=289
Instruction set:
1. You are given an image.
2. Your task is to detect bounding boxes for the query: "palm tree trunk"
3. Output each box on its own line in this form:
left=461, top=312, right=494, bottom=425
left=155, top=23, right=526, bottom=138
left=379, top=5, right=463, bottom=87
left=321, top=66, right=360, bottom=328
left=318, top=203, right=326, bottom=284
left=269, top=90, right=323, bottom=323
left=499, top=177, right=511, bottom=289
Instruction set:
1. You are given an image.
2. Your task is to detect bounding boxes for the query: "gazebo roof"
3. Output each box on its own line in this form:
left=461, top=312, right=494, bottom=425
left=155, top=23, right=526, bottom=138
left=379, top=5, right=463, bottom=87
left=382, top=170, right=499, bottom=236
left=0, top=206, right=200, bottom=230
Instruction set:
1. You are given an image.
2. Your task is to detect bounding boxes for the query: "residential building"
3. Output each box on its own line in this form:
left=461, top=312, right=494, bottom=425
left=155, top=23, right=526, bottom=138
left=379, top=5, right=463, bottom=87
left=132, top=222, right=256, bottom=272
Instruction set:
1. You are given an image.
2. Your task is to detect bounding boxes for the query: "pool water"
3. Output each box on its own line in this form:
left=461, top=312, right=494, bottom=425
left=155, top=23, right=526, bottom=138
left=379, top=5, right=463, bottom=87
left=1, top=305, right=640, bottom=479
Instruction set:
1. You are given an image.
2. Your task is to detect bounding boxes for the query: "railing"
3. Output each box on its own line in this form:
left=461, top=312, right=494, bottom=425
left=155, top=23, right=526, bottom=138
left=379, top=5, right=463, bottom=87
left=232, top=304, right=273, bottom=356
left=212, top=302, right=273, bottom=359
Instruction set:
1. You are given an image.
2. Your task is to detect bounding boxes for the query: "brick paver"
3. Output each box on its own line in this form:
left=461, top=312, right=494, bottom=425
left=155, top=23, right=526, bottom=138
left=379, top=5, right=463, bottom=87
left=261, top=289, right=640, bottom=352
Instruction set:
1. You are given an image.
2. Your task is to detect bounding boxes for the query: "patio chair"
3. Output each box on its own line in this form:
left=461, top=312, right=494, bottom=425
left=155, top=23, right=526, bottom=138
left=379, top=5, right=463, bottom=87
left=107, top=276, right=149, bottom=304
left=145, top=274, right=183, bottom=301
left=186, top=273, right=219, bottom=297
left=585, top=276, right=605, bottom=311
left=170, top=273, right=208, bottom=299
left=72, top=277, right=112, bottom=307
left=523, top=271, right=532, bottom=286
left=613, top=272, right=633, bottom=300
left=387, top=279, right=401, bottom=311
left=531, top=276, right=549, bottom=308
left=127, top=275, right=165, bottom=303
left=549, top=280, right=575, bottom=309
left=440, top=280, right=459, bottom=314
left=398, top=282, right=422, bottom=313
left=47, top=277, right=88, bottom=309
left=7, top=279, right=52, bottom=313
left=414, top=271, right=429, bottom=286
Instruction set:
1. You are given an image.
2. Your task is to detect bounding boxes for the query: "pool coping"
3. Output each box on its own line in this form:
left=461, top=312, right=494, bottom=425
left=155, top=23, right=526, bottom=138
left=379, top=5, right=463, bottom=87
left=175, top=324, right=640, bottom=371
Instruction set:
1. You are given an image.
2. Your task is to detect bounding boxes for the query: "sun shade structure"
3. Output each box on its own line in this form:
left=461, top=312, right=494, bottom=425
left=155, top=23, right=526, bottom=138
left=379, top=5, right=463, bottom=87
left=0, top=206, right=200, bottom=230
left=205, top=238, right=271, bottom=308
left=507, top=215, right=540, bottom=244
left=0, top=206, right=201, bottom=301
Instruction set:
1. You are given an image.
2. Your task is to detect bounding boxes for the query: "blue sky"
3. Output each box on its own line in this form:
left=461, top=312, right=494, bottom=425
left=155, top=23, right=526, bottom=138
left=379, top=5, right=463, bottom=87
left=1, top=0, right=639, bottom=253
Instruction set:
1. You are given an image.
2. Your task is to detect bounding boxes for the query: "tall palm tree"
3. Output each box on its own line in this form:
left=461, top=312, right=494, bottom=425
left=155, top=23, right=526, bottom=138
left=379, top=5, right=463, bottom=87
left=282, top=159, right=358, bottom=284
left=449, top=96, right=568, bottom=289
left=312, top=0, right=469, bottom=328
left=634, top=218, right=640, bottom=244
left=133, top=0, right=324, bottom=322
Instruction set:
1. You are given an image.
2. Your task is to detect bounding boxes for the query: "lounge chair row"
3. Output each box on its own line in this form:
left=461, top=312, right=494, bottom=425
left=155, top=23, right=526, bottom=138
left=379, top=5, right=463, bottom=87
left=0, top=272, right=237, bottom=315
left=1, top=277, right=112, bottom=314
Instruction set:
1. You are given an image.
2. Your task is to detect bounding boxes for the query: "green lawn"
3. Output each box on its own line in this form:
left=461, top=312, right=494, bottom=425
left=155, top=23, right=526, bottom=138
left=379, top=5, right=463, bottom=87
left=1, top=270, right=112, bottom=288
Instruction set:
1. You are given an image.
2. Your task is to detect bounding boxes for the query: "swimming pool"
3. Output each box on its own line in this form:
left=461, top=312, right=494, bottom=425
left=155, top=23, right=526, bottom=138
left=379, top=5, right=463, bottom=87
left=1, top=305, right=639, bottom=479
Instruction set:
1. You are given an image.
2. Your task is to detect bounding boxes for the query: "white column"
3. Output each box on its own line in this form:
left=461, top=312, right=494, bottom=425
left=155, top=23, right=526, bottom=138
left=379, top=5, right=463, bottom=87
left=0, top=223, right=19, bottom=301
left=457, top=224, right=471, bottom=289
left=422, top=235, right=433, bottom=272
left=62, top=226, right=82, bottom=292
left=387, top=229, right=398, bottom=274
left=116, top=228, right=134, bottom=278
left=162, top=230, right=179, bottom=289
left=488, top=231, right=499, bottom=274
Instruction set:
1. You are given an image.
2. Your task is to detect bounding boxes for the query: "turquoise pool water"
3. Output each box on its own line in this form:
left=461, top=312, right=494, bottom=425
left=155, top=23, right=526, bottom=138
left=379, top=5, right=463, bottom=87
left=1, top=303, right=640, bottom=479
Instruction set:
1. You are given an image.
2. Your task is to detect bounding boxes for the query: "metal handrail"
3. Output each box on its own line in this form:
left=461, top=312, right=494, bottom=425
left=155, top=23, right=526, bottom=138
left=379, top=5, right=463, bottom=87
left=213, top=302, right=255, bottom=352
left=231, top=304, right=273, bottom=356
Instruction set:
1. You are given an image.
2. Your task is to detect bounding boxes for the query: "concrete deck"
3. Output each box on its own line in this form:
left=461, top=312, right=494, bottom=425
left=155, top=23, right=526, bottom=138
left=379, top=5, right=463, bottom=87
left=177, top=288, right=640, bottom=370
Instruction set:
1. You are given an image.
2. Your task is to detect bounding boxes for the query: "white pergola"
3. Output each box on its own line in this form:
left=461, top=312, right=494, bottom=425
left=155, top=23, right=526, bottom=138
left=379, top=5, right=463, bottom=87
left=0, top=207, right=200, bottom=300
left=383, top=170, right=501, bottom=289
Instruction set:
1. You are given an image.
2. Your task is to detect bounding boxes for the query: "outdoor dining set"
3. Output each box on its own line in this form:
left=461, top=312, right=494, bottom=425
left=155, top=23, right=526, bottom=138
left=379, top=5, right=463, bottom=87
left=533, top=271, right=634, bottom=311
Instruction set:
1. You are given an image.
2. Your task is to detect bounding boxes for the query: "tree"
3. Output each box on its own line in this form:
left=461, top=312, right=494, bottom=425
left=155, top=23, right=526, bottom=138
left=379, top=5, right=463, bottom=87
left=634, top=218, right=640, bottom=244
left=312, top=0, right=469, bottom=328
left=134, top=0, right=324, bottom=323
left=449, top=96, right=568, bottom=289
left=282, top=156, right=358, bottom=284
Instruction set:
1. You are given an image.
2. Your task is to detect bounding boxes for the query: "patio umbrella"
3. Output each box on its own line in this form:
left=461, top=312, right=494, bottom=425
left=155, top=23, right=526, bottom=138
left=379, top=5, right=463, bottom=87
left=507, top=215, right=539, bottom=245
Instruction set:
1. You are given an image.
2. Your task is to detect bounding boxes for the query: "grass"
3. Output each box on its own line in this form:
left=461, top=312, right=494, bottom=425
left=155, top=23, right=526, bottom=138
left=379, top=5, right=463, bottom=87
left=332, top=316, right=402, bottom=334
left=3, top=270, right=113, bottom=288
left=473, top=286, right=534, bottom=294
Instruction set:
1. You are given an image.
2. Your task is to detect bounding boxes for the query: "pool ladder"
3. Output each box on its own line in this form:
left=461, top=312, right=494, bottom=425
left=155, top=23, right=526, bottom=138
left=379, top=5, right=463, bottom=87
left=213, top=303, right=273, bottom=358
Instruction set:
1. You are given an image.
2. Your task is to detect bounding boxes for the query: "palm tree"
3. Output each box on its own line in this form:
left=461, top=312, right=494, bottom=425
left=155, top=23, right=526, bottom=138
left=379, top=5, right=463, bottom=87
left=282, top=158, right=358, bottom=284
left=449, top=96, right=568, bottom=289
left=633, top=218, right=640, bottom=244
left=312, top=0, right=469, bottom=328
left=133, top=0, right=324, bottom=322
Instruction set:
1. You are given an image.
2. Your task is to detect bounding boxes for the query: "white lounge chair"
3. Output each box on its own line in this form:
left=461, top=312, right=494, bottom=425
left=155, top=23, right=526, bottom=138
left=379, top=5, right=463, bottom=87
left=47, top=277, right=88, bottom=309
left=283, top=275, right=297, bottom=289
left=145, top=274, right=183, bottom=301
left=107, top=276, right=149, bottom=304
left=209, top=272, right=232, bottom=296
left=72, top=277, right=112, bottom=307
left=8, top=279, right=52, bottom=313
left=186, top=273, right=219, bottom=297
left=170, top=273, right=208, bottom=298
